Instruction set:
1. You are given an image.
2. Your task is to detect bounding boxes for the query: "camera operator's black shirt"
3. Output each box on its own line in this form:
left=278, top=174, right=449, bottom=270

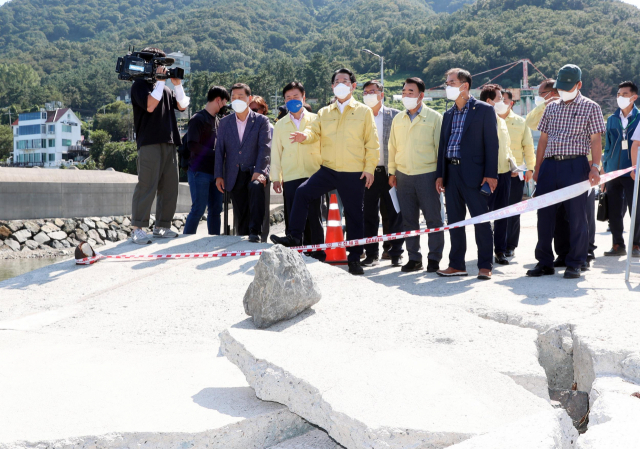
left=131, top=79, right=182, bottom=149
left=187, top=109, right=219, bottom=175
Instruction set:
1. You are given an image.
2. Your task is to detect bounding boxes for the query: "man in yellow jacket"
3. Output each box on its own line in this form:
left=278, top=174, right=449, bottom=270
left=271, top=81, right=324, bottom=260
left=388, top=77, right=444, bottom=273
left=525, top=79, right=559, bottom=131
left=271, top=68, right=380, bottom=275
left=501, top=90, right=535, bottom=258
left=480, top=84, right=514, bottom=265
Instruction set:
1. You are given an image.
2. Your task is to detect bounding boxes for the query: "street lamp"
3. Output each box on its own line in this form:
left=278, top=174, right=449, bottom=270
left=361, top=49, right=384, bottom=96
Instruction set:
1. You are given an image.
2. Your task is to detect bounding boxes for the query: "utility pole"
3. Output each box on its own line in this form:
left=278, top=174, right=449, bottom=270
left=361, top=49, right=385, bottom=103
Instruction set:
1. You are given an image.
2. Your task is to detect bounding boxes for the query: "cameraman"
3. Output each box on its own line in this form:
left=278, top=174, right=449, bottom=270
left=183, top=86, right=230, bottom=235
left=129, top=47, right=189, bottom=244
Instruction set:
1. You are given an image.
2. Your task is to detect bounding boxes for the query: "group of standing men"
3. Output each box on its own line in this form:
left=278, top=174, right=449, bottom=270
left=127, top=48, right=640, bottom=280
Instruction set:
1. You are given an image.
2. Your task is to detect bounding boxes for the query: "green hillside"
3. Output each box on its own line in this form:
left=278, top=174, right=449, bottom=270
left=0, top=0, right=638, bottom=116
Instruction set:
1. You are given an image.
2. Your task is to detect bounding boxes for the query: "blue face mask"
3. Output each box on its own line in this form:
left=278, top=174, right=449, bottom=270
left=286, top=99, right=303, bottom=114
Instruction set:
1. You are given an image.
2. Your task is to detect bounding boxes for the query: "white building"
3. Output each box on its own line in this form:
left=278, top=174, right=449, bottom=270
left=11, top=108, right=83, bottom=168
left=167, top=51, right=191, bottom=77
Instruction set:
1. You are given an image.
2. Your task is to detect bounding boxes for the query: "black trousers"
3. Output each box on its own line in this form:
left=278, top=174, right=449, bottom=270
left=554, top=189, right=597, bottom=258
left=487, top=172, right=512, bottom=254
left=507, top=175, right=525, bottom=250
left=230, top=170, right=265, bottom=236
left=284, top=177, right=324, bottom=246
left=363, top=167, right=404, bottom=258
left=606, top=176, right=640, bottom=248
left=444, top=164, right=494, bottom=271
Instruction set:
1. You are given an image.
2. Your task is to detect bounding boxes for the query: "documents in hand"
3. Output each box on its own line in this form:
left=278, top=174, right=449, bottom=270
left=389, top=186, right=401, bottom=213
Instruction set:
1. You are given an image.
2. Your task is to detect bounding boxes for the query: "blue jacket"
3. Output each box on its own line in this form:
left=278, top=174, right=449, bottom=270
left=436, top=97, right=499, bottom=188
left=604, top=106, right=639, bottom=177
left=214, top=110, right=271, bottom=191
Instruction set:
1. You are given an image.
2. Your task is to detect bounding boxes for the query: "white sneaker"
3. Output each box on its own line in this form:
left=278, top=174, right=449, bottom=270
left=131, top=228, right=152, bottom=245
left=153, top=227, right=178, bottom=238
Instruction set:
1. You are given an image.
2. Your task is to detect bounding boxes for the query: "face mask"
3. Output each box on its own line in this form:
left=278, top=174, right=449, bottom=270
left=446, top=85, right=462, bottom=101
left=402, top=96, right=419, bottom=111
left=558, top=89, right=579, bottom=102
left=286, top=99, right=303, bottom=114
left=534, top=96, right=545, bottom=106
left=363, top=94, right=380, bottom=108
left=231, top=99, right=248, bottom=113
left=333, top=83, right=351, bottom=100
left=617, top=96, right=632, bottom=110
left=493, top=100, right=509, bottom=115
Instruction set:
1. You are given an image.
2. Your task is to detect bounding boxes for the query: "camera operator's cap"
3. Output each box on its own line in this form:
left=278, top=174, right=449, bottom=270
left=554, top=64, right=582, bottom=91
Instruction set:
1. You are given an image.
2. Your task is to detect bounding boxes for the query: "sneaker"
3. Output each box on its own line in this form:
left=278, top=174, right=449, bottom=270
left=553, top=257, right=567, bottom=268
left=426, top=259, right=440, bottom=273
left=248, top=234, right=260, bottom=243
left=361, top=256, right=379, bottom=267
left=270, top=234, right=302, bottom=247
left=526, top=264, right=555, bottom=277
left=563, top=266, right=581, bottom=279
left=391, top=256, right=403, bottom=267
left=401, top=260, right=423, bottom=272
left=132, top=228, right=152, bottom=245
left=153, top=227, right=178, bottom=238
left=436, top=266, right=468, bottom=277
left=633, top=246, right=640, bottom=258
left=348, top=261, right=364, bottom=275
left=495, top=253, right=509, bottom=265
left=604, top=245, right=627, bottom=257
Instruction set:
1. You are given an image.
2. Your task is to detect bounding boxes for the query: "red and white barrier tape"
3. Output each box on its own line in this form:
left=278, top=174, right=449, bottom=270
left=76, top=166, right=635, bottom=265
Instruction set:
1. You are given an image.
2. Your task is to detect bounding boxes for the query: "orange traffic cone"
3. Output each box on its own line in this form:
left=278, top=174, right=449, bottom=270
left=325, top=193, right=348, bottom=265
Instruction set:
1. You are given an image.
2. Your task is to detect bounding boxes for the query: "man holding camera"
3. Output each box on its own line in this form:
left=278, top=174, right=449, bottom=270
left=130, top=47, right=189, bottom=244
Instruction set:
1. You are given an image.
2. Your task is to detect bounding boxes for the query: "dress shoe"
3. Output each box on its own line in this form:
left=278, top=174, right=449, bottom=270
left=348, top=261, right=364, bottom=275
left=381, top=250, right=391, bottom=260
left=604, top=245, right=627, bottom=257
left=391, top=256, right=403, bottom=267
left=426, top=259, right=440, bottom=273
left=270, top=234, right=301, bottom=247
left=401, top=260, right=423, bottom=272
left=553, top=257, right=567, bottom=268
left=526, top=264, right=555, bottom=277
left=248, top=233, right=260, bottom=243
left=633, top=246, right=640, bottom=258
left=581, top=261, right=590, bottom=272
left=504, top=249, right=515, bottom=258
left=587, top=251, right=596, bottom=262
left=563, top=266, right=581, bottom=279
left=477, top=268, right=492, bottom=280
left=361, top=256, right=379, bottom=267
left=436, top=266, right=468, bottom=277
left=495, top=253, right=509, bottom=265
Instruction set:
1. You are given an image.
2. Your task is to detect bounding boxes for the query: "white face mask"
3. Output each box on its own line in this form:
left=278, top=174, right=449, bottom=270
left=363, top=94, right=380, bottom=108
left=493, top=100, right=509, bottom=115
left=446, top=85, right=462, bottom=101
left=534, top=96, right=545, bottom=106
left=558, top=89, right=579, bottom=102
left=402, top=96, right=419, bottom=111
left=333, top=83, right=351, bottom=100
left=617, top=96, right=633, bottom=110
left=231, top=99, right=248, bottom=113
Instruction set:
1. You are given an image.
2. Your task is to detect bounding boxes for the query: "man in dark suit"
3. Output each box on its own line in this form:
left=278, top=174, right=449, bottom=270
left=215, top=83, right=271, bottom=242
left=435, top=68, right=499, bottom=280
left=361, top=80, right=404, bottom=267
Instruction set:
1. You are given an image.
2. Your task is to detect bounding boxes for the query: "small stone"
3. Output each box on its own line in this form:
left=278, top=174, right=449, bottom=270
left=243, top=245, right=322, bottom=329
left=83, top=218, right=96, bottom=229
left=54, top=218, right=65, bottom=228
left=88, top=229, right=104, bottom=245
left=75, top=229, right=88, bottom=242
left=173, top=220, right=183, bottom=229
left=100, top=217, right=113, bottom=224
left=4, top=239, right=20, bottom=252
left=0, top=225, right=11, bottom=239
left=33, top=232, right=51, bottom=245
left=47, top=231, right=68, bottom=241
left=62, top=219, right=76, bottom=233
left=97, top=228, right=107, bottom=239
left=116, top=231, right=128, bottom=241
left=24, top=240, right=39, bottom=250
left=41, top=223, right=60, bottom=233
left=7, top=221, right=23, bottom=232
left=113, top=216, right=124, bottom=224
left=23, top=221, right=41, bottom=234
left=11, top=229, right=32, bottom=243
left=122, top=217, right=131, bottom=227
left=107, top=230, right=118, bottom=242
left=96, top=221, right=109, bottom=230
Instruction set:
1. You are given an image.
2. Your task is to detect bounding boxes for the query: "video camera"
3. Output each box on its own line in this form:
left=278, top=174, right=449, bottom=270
left=115, top=46, right=184, bottom=82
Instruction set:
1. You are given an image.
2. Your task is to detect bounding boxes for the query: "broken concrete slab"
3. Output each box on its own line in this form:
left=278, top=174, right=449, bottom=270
left=448, top=409, right=577, bottom=449
left=221, top=326, right=554, bottom=449
left=267, top=429, right=344, bottom=449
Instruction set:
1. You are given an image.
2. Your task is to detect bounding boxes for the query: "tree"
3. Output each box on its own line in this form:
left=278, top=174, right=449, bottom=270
left=0, top=125, right=12, bottom=161
left=101, top=141, right=137, bottom=174
left=89, top=129, right=111, bottom=163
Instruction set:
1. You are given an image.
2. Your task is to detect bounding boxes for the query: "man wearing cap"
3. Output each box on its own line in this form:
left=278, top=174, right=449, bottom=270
left=527, top=64, right=606, bottom=279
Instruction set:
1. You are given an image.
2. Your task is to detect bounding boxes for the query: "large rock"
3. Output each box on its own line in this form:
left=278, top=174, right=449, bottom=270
left=40, top=223, right=60, bottom=233
left=4, top=239, right=20, bottom=252
left=83, top=218, right=96, bottom=229
left=22, top=221, right=40, bottom=234
left=47, top=231, right=68, bottom=241
left=243, top=245, right=321, bottom=329
left=24, top=240, right=39, bottom=251
left=0, top=225, right=11, bottom=239
left=75, top=229, right=88, bottom=242
left=7, top=221, right=23, bottom=232
left=62, top=219, right=76, bottom=234
left=53, top=218, right=65, bottom=228
left=10, top=229, right=31, bottom=243
left=96, top=221, right=110, bottom=230
left=87, top=229, right=104, bottom=245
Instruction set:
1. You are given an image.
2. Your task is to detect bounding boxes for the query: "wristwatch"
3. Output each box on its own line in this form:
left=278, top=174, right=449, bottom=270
left=591, top=163, right=601, bottom=171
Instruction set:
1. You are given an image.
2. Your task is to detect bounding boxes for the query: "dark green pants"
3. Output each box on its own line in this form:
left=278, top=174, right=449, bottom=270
left=131, top=143, right=179, bottom=228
